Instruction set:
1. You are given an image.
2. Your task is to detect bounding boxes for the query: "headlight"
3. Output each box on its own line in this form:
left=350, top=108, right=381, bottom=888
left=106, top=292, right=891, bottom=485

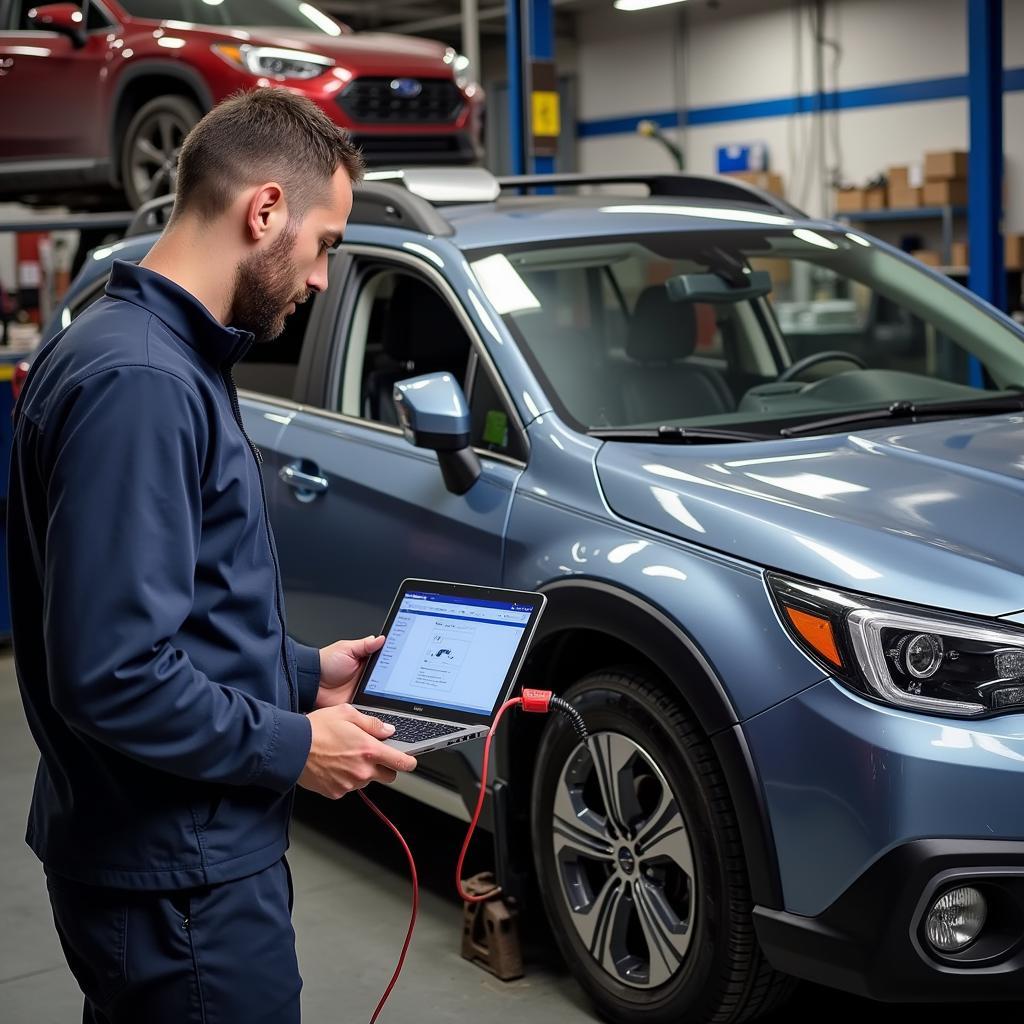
left=443, top=46, right=473, bottom=89
left=768, top=573, right=1024, bottom=717
left=212, top=43, right=334, bottom=80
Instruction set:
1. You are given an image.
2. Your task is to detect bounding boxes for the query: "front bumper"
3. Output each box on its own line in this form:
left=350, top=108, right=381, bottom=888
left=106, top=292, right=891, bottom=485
left=755, top=839, right=1024, bottom=1000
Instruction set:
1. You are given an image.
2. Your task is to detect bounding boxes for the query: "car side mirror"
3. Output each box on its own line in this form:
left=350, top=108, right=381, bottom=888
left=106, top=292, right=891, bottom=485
left=29, top=3, right=85, bottom=46
left=394, top=372, right=482, bottom=495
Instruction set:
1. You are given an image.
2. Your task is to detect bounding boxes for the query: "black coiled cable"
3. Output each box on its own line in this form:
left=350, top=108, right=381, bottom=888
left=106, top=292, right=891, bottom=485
left=549, top=695, right=589, bottom=741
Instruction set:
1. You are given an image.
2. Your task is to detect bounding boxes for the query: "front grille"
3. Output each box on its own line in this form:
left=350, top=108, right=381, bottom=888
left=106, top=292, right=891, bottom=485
left=339, top=77, right=464, bottom=124
left=352, top=133, right=477, bottom=166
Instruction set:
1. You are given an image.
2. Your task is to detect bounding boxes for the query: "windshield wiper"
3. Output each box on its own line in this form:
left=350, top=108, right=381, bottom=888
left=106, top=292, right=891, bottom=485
left=589, top=425, right=772, bottom=444
left=779, top=392, right=1024, bottom=438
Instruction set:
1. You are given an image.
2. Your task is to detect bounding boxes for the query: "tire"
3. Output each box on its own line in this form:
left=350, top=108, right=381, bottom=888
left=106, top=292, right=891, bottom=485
left=120, top=95, right=200, bottom=209
left=531, top=668, right=795, bottom=1024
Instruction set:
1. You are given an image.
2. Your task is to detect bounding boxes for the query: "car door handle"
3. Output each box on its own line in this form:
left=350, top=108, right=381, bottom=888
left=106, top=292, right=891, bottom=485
left=279, top=462, right=328, bottom=498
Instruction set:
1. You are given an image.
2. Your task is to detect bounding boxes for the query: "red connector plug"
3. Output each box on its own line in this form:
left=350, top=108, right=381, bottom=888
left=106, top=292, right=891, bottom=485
left=521, top=688, right=553, bottom=713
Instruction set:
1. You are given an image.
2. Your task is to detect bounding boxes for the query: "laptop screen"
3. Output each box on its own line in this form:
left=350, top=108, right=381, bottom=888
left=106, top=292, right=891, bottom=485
left=360, top=589, right=535, bottom=716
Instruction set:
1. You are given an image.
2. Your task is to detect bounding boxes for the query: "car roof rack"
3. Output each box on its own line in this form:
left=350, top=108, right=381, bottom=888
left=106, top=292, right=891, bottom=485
left=351, top=179, right=455, bottom=236
left=127, top=194, right=176, bottom=237
left=495, top=172, right=806, bottom=219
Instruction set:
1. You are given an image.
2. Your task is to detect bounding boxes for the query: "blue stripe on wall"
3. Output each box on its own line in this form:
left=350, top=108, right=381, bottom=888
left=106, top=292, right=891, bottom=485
left=578, top=66, right=1024, bottom=138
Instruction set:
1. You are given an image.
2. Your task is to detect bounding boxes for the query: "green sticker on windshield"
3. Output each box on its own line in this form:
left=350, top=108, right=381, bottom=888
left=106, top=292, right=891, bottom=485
left=483, top=409, right=509, bottom=448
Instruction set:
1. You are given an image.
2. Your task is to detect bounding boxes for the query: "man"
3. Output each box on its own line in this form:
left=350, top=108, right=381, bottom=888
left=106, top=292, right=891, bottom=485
left=7, top=89, right=416, bottom=1023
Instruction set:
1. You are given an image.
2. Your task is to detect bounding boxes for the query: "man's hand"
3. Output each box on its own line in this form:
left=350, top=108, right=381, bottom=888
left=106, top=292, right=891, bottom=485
left=314, top=634, right=386, bottom=709
left=298, top=704, right=417, bottom=799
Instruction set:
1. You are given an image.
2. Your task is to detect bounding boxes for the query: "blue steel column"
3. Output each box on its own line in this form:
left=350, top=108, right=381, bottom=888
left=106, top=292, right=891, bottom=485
left=967, top=0, right=1005, bottom=330
left=506, top=0, right=525, bottom=175
left=528, top=0, right=555, bottom=175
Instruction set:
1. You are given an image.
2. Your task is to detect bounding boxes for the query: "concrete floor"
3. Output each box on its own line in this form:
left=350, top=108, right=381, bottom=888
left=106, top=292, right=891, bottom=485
left=1, top=650, right=1017, bottom=1023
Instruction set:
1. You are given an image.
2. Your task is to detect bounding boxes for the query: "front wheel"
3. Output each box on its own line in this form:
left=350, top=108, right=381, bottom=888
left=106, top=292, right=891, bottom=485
left=120, top=95, right=200, bottom=209
left=530, top=668, right=793, bottom=1023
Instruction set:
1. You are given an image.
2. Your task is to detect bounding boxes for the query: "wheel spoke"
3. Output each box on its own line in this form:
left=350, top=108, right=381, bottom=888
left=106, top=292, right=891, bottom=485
left=636, top=800, right=694, bottom=880
left=158, top=114, right=175, bottom=156
left=553, top=778, right=615, bottom=860
left=633, top=879, right=691, bottom=986
left=570, top=873, right=629, bottom=976
left=588, top=733, right=638, bottom=835
left=134, top=138, right=163, bottom=165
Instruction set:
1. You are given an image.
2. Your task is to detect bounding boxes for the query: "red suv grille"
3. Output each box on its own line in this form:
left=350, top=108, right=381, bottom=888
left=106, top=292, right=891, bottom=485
left=339, top=78, right=464, bottom=124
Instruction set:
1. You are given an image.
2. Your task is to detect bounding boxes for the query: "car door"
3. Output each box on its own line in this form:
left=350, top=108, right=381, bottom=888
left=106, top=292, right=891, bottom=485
left=0, top=0, right=111, bottom=160
left=270, top=246, right=529, bottom=648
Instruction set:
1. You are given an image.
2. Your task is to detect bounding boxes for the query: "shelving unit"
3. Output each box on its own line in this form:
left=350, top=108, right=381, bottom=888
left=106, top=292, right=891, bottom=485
left=836, top=205, right=966, bottom=263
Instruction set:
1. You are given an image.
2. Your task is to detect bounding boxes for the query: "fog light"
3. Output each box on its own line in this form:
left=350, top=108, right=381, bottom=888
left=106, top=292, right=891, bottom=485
left=925, top=887, right=987, bottom=953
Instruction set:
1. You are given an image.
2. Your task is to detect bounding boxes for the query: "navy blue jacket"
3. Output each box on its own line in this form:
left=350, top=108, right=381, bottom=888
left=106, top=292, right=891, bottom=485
left=8, top=260, right=319, bottom=890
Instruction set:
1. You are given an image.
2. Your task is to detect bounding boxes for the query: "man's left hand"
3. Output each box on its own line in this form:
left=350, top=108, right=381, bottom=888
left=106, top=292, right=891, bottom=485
left=314, top=635, right=386, bottom=709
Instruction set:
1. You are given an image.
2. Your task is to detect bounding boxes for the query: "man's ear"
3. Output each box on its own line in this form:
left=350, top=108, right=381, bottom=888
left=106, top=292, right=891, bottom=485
left=245, top=182, right=285, bottom=242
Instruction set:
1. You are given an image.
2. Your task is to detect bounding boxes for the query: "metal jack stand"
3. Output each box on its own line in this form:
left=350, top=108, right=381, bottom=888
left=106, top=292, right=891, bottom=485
left=459, top=873, right=524, bottom=981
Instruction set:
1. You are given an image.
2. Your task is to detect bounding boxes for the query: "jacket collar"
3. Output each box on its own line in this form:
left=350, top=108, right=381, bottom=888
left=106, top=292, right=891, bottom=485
left=106, top=260, right=254, bottom=367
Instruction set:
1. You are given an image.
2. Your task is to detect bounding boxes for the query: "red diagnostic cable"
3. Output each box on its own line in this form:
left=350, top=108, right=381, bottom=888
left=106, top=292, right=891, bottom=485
left=360, top=690, right=556, bottom=1021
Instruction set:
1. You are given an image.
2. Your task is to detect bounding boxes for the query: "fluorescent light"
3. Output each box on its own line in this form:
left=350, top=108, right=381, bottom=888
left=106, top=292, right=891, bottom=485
left=470, top=254, right=541, bottom=315
left=614, top=0, right=688, bottom=9
left=793, top=228, right=839, bottom=249
left=299, top=3, right=342, bottom=36
left=601, top=203, right=792, bottom=226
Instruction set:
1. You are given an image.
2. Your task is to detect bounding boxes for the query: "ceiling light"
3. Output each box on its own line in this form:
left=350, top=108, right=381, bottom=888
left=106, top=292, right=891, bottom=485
left=614, top=0, right=688, bottom=10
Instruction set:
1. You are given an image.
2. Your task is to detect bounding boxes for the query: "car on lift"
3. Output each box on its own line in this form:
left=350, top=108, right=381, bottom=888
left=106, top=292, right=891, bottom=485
left=0, top=0, right=483, bottom=209
left=28, top=169, right=1024, bottom=1023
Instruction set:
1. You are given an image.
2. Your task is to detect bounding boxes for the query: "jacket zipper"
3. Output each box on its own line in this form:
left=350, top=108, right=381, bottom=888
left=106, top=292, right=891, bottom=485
left=222, top=367, right=296, bottom=714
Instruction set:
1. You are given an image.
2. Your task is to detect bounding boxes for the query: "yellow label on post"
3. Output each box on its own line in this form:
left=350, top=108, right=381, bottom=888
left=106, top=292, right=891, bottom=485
left=532, top=90, right=560, bottom=137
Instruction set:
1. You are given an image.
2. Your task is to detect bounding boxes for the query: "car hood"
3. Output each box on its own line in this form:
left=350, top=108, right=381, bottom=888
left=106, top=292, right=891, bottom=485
left=191, top=24, right=455, bottom=74
left=594, top=414, right=1024, bottom=618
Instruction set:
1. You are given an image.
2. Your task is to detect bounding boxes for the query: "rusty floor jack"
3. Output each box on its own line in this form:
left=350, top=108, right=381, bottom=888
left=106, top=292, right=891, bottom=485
left=460, top=871, right=524, bottom=981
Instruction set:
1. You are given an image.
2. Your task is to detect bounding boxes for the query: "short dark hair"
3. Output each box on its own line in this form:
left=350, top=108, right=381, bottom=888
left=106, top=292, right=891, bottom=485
left=171, top=88, right=364, bottom=223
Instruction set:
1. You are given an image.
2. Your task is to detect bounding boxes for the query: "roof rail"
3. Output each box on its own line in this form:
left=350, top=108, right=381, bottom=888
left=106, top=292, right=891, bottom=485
left=127, top=194, right=176, bottom=237
left=496, top=172, right=806, bottom=219
left=350, top=180, right=454, bottom=236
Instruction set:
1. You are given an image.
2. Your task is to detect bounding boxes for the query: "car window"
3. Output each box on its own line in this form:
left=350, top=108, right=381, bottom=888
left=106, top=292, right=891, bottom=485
left=468, top=232, right=1024, bottom=434
left=85, top=1, right=112, bottom=31
left=467, top=359, right=527, bottom=462
left=338, top=266, right=471, bottom=426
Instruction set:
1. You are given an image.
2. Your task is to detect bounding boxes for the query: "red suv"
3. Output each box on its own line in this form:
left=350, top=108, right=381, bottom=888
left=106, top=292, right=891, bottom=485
left=0, top=0, right=484, bottom=208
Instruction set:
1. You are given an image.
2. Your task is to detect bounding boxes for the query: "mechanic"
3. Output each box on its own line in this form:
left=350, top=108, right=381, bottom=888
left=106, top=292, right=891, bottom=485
left=7, top=89, right=417, bottom=1023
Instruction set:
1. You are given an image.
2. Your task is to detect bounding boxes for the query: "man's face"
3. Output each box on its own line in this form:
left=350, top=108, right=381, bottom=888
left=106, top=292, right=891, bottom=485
left=230, top=167, right=353, bottom=343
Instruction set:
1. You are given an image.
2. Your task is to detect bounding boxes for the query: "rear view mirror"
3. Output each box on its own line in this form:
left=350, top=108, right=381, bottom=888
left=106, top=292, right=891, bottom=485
left=394, top=372, right=481, bottom=495
left=666, top=270, right=772, bottom=304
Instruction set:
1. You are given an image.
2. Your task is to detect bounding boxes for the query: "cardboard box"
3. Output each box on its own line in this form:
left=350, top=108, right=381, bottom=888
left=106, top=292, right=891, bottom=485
left=1007, top=234, right=1024, bottom=271
left=727, top=170, right=785, bottom=198
left=922, top=179, right=968, bottom=206
left=925, top=150, right=969, bottom=181
left=950, top=241, right=969, bottom=267
left=911, top=249, right=942, bottom=267
left=864, top=187, right=886, bottom=210
left=888, top=185, right=923, bottom=209
left=888, top=162, right=924, bottom=190
left=834, top=188, right=866, bottom=212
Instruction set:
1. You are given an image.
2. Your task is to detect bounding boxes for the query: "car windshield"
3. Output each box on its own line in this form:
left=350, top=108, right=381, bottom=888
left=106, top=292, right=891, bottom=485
left=117, top=0, right=342, bottom=32
left=468, top=229, right=1024, bottom=435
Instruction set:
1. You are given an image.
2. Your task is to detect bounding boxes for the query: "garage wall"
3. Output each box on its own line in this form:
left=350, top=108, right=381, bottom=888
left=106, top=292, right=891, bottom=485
left=575, top=0, right=1024, bottom=231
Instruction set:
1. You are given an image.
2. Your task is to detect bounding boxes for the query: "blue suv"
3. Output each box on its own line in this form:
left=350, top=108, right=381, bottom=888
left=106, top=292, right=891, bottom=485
left=41, top=169, right=1024, bottom=1022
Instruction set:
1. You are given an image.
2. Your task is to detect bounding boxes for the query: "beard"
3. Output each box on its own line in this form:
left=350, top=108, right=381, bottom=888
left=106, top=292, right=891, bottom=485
left=228, top=224, right=311, bottom=344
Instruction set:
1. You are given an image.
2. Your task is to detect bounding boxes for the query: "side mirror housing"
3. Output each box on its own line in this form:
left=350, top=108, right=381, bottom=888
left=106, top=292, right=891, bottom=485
left=394, top=372, right=481, bottom=495
left=29, top=4, right=85, bottom=46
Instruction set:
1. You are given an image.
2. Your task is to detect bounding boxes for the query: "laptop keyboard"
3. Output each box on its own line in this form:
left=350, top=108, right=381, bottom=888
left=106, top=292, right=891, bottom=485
left=372, top=712, right=462, bottom=743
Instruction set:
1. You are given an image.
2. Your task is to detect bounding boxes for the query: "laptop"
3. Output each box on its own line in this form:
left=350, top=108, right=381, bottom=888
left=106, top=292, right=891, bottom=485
left=351, top=579, right=547, bottom=755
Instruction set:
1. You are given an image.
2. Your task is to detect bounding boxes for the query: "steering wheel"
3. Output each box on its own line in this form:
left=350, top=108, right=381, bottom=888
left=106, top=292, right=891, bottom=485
left=777, top=350, right=867, bottom=383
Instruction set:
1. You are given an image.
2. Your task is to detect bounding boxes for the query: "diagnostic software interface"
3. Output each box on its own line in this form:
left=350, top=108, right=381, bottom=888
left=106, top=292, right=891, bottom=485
left=363, top=591, right=533, bottom=715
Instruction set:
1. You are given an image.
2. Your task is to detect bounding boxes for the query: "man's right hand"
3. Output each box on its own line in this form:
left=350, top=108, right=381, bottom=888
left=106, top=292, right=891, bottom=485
left=298, top=705, right=417, bottom=800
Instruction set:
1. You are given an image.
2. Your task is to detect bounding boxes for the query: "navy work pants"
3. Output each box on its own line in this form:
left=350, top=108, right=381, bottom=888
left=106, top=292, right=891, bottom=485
left=45, top=857, right=301, bottom=1023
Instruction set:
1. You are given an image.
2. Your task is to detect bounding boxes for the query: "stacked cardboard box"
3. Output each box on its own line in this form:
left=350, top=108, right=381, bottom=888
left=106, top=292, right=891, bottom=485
left=887, top=164, right=923, bottom=208
left=726, top=170, right=785, bottom=198
left=923, top=150, right=967, bottom=206
left=834, top=186, right=886, bottom=212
